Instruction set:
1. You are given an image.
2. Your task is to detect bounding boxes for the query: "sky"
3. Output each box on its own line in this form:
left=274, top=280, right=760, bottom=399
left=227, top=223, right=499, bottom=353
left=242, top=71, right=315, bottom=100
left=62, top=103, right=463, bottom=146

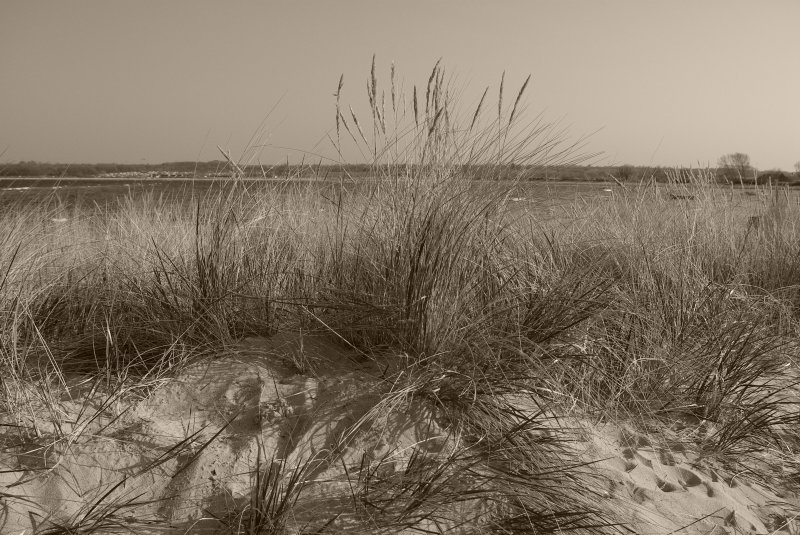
left=1, top=1, right=799, bottom=170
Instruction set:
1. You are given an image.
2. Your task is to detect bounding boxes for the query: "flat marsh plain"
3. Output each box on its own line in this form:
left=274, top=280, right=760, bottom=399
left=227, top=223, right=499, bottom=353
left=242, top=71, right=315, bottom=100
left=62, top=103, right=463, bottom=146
left=3, top=63, right=800, bottom=533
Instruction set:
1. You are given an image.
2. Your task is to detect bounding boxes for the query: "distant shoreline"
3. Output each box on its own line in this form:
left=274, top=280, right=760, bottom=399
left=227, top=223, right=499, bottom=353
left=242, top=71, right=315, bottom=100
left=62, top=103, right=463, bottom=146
left=0, top=176, right=619, bottom=186
left=3, top=162, right=798, bottom=185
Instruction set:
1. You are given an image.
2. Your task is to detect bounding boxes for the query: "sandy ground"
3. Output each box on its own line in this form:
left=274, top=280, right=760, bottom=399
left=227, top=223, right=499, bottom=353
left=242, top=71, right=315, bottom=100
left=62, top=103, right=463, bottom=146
left=585, top=426, right=800, bottom=534
left=2, top=332, right=799, bottom=534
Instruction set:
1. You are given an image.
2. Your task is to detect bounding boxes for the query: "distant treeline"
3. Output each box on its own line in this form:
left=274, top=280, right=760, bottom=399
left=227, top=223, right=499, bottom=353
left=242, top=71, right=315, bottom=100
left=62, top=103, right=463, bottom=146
left=0, top=161, right=231, bottom=178
left=1, top=160, right=798, bottom=184
left=0, top=161, right=619, bottom=180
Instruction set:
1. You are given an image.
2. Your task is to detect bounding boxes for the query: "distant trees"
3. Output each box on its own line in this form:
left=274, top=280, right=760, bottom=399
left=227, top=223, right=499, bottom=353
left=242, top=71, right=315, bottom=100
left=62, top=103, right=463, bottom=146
left=756, top=170, right=792, bottom=185
left=0, top=161, right=228, bottom=178
left=616, top=164, right=635, bottom=181
left=717, top=152, right=753, bottom=182
left=795, top=161, right=800, bottom=175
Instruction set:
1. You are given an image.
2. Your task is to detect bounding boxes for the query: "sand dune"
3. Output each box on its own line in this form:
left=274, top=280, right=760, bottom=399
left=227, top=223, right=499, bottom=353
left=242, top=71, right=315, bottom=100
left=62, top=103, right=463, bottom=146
left=2, top=332, right=799, bottom=534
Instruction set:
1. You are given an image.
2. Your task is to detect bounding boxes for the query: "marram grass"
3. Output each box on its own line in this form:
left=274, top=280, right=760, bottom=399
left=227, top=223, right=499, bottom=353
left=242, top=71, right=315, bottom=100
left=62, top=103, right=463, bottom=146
left=2, top=61, right=799, bottom=533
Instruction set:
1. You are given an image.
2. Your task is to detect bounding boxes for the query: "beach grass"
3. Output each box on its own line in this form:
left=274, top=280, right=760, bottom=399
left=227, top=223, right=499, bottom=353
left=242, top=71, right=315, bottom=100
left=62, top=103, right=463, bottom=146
left=2, top=61, right=799, bottom=533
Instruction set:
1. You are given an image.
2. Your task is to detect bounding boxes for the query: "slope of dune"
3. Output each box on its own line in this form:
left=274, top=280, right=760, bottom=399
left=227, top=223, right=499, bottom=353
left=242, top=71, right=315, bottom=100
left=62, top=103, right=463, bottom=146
left=2, top=331, right=799, bottom=534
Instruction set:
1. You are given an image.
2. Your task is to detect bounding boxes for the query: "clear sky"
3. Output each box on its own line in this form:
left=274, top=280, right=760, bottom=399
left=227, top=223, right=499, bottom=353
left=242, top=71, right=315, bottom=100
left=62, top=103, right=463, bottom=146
left=2, top=1, right=798, bottom=170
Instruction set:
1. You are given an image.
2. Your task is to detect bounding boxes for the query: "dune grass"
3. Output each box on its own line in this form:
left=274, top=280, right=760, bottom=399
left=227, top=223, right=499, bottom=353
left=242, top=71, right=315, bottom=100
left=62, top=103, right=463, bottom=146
left=2, top=60, right=800, bottom=533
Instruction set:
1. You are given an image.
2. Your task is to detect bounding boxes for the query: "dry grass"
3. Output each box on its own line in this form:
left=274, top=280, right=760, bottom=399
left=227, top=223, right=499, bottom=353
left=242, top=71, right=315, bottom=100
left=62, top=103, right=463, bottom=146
left=2, top=60, right=800, bottom=533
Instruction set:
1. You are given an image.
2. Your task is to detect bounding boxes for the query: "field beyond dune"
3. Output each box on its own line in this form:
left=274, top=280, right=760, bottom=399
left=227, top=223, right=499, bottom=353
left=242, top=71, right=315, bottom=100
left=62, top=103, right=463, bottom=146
left=3, top=60, right=800, bottom=534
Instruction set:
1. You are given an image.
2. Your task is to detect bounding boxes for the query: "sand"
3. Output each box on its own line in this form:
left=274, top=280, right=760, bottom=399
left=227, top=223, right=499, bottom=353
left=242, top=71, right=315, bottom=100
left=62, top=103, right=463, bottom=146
left=1, top=332, right=798, bottom=534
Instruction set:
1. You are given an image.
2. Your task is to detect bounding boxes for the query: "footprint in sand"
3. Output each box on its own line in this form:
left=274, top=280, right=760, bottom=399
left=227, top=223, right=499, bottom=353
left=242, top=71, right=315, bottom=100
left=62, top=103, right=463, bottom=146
left=723, top=509, right=737, bottom=528
left=656, top=477, right=679, bottom=493
left=619, top=430, right=651, bottom=449
left=630, top=465, right=682, bottom=493
left=600, top=456, right=637, bottom=473
left=673, top=466, right=702, bottom=487
left=634, top=452, right=653, bottom=469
